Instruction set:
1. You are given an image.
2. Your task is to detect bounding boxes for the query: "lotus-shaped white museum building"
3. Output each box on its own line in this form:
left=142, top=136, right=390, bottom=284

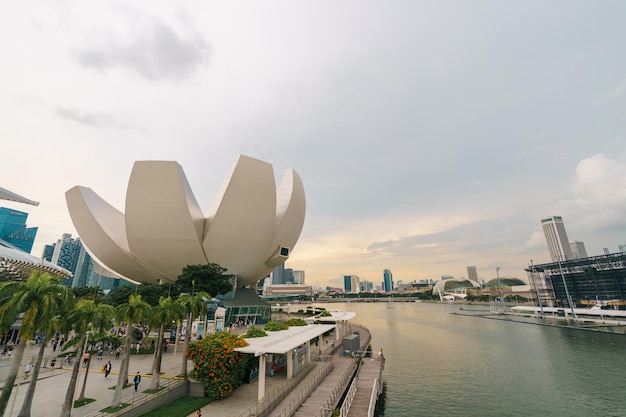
left=65, top=155, right=305, bottom=287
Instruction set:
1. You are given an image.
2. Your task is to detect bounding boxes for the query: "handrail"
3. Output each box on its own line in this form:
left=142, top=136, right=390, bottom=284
left=339, top=373, right=358, bottom=417
left=83, top=377, right=186, bottom=417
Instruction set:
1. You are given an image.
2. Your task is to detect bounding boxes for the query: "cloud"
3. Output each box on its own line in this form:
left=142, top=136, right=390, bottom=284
left=55, top=107, right=142, bottom=130
left=568, top=154, right=626, bottom=225
left=73, top=18, right=210, bottom=80
left=596, top=79, right=626, bottom=104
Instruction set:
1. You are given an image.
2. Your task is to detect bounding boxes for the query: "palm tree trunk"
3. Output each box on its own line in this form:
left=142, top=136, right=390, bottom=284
left=0, top=337, right=28, bottom=416
left=17, top=342, right=46, bottom=417
left=180, top=312, right=192, bottom=378
left=149, top=322, right=165, bottom=390
left=111, top=321, right=133, bottom=408
left=77, top=352, right=92, bottom=401
left=60, top=332, right=87, bottom=417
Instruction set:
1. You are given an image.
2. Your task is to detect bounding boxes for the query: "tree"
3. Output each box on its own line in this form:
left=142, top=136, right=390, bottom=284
left=147, top=296, right=185, bottom=390
left=0, top=271, right=72, bottom=417
left=177, top=291, right=210, bottom=379
left=111, top=294, right=151, bottom=407
left=174, top=264, right=233, bottom=298
left=60, top=299, right=115, bottom=417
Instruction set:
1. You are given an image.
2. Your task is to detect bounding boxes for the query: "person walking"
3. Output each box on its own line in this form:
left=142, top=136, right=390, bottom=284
left=50, top=357, right=57, bottom=373
left=24, top=361, right=32, bottom=379
left=105, top=361, right=112, bottom=378
left=133, top=371, right=141, bottom=393
left=196, top=409, right=202, bottom=417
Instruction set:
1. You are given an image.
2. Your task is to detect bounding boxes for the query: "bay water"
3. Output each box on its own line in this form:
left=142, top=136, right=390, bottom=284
left=330, top=301, right=626, bottom=417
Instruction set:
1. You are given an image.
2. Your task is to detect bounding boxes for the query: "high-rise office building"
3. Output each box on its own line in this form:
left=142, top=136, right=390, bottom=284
left=541, top=216, right=574, bottom=262
left=383, top=269, right=394, bottom=292
left=292, top=270, right=305, bottom=284
left=271, top=263, right=286, bottom=285
left=0, top=207, right=38, bottom=253
left=467, top=266, right=478, bottom=283
left=50, top=233, right=83, bottom=285
left=570, top=241, right=588, bottom=259
left=343, top=274, right=360, bottom=293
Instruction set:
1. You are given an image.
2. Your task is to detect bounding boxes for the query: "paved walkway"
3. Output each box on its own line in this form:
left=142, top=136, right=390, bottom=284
left=1, top=324, right=376, bottom=417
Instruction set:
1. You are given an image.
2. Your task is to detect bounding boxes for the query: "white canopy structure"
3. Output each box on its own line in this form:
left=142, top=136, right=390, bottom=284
left=237, top=324, right=335, bottom=401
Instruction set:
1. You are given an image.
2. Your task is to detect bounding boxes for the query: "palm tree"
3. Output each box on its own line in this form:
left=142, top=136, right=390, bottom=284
left=111, top=294, right=151, bottom=408
left=176, top=291, right=210, bottom=378
left=147, top=296, right=185, bottom=390
left=0, top=271, right=72, bottom=417
left=60, top=299, right=115, bottom=417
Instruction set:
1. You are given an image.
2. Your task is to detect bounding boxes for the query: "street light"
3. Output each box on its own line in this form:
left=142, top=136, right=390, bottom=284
left=496, top=267, right=504, bottom=312
left=556, top=255, right=577, bottom=320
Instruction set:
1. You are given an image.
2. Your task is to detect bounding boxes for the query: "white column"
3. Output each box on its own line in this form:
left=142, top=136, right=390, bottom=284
left=318, top=335, right=323, bottom=354
left=258, top=354, right=266, bottom=401
left=287, top=349, right=293, bottom=380
left=306, top=340, right=311, bottom=363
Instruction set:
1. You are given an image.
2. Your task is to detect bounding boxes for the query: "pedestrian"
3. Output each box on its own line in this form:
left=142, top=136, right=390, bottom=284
left=196, top=408, right=202, bottom=417
left=136, top=341, right=141, bottom=354
left=50, top=357, right=57, bottom=373
left=105, top=361, right=112, bottom=378
left=133, top=371, right=141, bottom=392
left=115, top=346, right=121, bottom=359
left=24, top=361, right=32, bottom=379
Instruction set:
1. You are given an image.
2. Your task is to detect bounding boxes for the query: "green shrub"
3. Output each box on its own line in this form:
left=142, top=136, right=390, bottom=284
left=264, top=321, right=289, bottom=331
left=244, top=326, right=267, bottom=338
left=284, top=318, right=307, bottom=326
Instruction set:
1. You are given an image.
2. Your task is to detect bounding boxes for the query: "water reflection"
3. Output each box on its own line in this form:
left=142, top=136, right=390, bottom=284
left=331, top=302, right=626, bottom=417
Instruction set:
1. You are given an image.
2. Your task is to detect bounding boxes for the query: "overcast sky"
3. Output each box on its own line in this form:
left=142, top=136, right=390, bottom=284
left=2, top=1, right=626, bottom=288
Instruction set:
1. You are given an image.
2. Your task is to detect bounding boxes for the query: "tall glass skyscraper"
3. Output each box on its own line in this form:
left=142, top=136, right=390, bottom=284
left=0, top=207, right=38, bottom=253
left=541, top=216, right=574, bottom=262
left=383, top=269, right=394, bottom=292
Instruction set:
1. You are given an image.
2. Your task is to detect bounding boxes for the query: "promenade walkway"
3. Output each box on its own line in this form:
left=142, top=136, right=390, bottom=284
left=0, top=323, right=377, bottom=417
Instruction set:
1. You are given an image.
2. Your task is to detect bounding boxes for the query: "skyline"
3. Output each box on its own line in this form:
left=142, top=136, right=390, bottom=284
left=2, top=1, right=626, bottom=288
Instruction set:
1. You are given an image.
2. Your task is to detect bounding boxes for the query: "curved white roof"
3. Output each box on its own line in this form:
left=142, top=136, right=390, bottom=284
left=0, top=241, right=72, bottom=280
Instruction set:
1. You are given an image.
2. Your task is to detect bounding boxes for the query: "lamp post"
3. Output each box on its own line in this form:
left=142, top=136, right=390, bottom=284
left=557, top=255, right=577, bottom=320
left=496, top=267, right=504, bottom=312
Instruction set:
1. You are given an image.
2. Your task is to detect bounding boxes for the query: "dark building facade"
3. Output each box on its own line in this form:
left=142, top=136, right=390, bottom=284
left=527, top=251, right=626, bottom=308
left=0, top=207, right=38, bottom=253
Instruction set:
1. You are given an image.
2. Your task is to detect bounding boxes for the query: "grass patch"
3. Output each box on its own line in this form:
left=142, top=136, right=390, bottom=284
left=74, top=398, right=95, bottom=408
left=100, top=403, right=130, bottom=413
left=138, top=397, right=210, bottom=417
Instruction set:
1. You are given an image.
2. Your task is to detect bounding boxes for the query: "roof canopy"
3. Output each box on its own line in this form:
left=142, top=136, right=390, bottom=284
left=0, top=186, right=39, bottom=206
left=484, top=277, right=526, bottom=287
left=0, top=240, right=72, bottom=280
left=236, top=324, right=335, bottom=356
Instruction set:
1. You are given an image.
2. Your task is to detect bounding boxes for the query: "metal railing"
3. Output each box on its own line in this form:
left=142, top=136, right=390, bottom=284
left=83, top=377, right=186, bottom=417
left=313, top=358, right=358, bottom=417
left=235, top=357, right=332, bottom=417
left=338, top=372, right=358, bottom=417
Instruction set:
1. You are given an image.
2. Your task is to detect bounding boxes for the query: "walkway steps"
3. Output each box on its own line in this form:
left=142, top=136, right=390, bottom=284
left=346, top=359, right=382, bottom=417
left=289, top=358, right=354, bottom=417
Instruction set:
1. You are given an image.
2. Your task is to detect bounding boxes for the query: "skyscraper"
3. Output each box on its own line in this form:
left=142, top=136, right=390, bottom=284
left=467, top=266, right=478, bottom=284
left=569, top=241, right=588, bottom=259
left=51, top=233, right=83, bottom=285
left=541, top=216, right=574, bottom=262
left=292, top=270, right=305, bottom=284
left=383, top=269, right=394, bottom=292
left=0, top=207, right=38, bottom=253
left=343, top=275, right=360, bottom=293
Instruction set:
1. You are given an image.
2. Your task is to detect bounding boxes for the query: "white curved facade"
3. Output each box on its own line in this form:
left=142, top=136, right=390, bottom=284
left=65, top=155, right=306, bottom=286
